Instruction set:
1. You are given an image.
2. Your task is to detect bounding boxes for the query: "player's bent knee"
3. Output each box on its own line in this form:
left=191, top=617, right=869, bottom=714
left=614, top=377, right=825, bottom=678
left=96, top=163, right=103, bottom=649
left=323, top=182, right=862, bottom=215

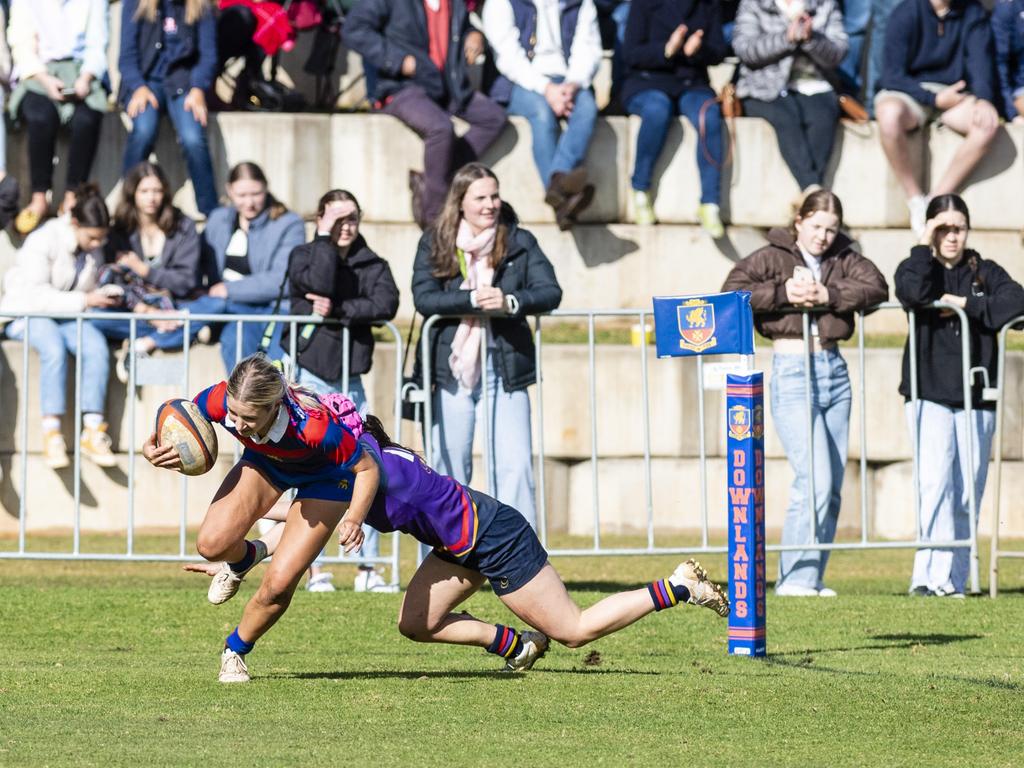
left=397, top=616, right=430, bottom=642
left=255, top=576, right=296, bottom=608
left=195, top=531, right=232, bottom=561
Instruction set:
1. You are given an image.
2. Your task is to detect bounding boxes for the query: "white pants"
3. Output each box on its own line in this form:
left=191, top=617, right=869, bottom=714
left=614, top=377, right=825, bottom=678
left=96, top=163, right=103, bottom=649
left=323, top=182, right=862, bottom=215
left=906, top=400, right=995, bottom=594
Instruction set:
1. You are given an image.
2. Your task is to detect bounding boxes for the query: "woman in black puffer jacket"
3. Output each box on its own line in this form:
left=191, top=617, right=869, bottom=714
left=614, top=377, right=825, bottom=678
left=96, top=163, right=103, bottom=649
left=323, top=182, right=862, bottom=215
left=411, top=163, right=562, bottom=531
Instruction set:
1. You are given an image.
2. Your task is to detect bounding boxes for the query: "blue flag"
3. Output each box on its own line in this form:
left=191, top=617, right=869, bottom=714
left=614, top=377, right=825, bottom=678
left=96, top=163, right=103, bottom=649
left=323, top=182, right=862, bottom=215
left=652, top=291, right=754, bottom=358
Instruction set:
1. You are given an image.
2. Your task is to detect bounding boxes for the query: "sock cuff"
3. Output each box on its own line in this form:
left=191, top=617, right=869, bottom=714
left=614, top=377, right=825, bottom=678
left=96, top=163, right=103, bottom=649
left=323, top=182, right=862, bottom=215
left=228, top=541, right=257, bottom=574
left=225, top=627, right=255, bottom=655
left=487, top=625, right=522, bottom=658
left=648, top=578, right=685, bottom=611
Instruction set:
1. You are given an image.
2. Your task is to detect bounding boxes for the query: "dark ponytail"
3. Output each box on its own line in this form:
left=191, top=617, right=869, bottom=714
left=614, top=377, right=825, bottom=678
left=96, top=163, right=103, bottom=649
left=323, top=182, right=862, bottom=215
left=362, top=414, right=398, bottom=449
left=71, top=183, right=110, bottom=229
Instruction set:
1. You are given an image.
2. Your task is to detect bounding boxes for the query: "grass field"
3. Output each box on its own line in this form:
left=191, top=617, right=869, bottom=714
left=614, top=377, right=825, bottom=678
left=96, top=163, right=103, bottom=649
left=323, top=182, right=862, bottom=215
left=2, top=537, right=1023, bottom=767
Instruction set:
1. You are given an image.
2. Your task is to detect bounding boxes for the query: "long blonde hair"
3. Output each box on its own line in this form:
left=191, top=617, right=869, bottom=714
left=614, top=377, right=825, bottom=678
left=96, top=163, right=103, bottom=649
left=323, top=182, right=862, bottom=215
left=227, top=354, right=322, bottom=415
left=429, top=163, right=508, bottom=278
left=135, top=0, right=210, bottom=26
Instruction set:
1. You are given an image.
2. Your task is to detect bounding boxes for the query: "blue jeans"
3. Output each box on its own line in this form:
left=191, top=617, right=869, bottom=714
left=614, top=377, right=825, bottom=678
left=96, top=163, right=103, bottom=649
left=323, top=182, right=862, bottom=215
left=285, top=364, right=380, bottom=564
left=770, top=349, right=852, bottom=590
left=906, top=400, right=994, bottom=594
left=626, top=87, right=723, bottom=204
left=123, top=80, right=218, bottom=215
left=838, top=0, right=871, bottom=97
left=88, top=311, right=193, bottom=351
left=507, top=79, right=597, bottom=188
left=6, top=318, right=109, bottom=417
left=423, top=355, right=537, bottom=560
left=610, top=1, right=631, bottom=101
left=866, top=0, right=900, bottom=111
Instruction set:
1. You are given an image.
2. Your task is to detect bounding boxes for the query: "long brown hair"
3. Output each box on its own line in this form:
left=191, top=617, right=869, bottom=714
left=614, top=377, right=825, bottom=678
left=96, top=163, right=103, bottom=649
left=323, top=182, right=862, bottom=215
left=134, top=0, right=210, bottom=26
left=114, top=161, right=180, bottom=236
left=228, top=162, right=289, bottom=221
left=789, top=188, right=844, bottom=243
left=70, top=183, right=110, bottom=229
left=429, top=163, right=508, bottom=278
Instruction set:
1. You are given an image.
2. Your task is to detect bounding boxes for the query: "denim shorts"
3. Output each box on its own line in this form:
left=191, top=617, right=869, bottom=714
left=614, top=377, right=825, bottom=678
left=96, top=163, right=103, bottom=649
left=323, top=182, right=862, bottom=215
left=241, top=449, right=356, bottom=503
left=434, top=491, right=549, bottom=595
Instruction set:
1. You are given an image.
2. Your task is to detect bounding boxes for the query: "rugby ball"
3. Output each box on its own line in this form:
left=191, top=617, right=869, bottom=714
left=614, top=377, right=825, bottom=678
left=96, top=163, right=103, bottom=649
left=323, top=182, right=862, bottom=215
left=155, top=399, right=218, bottom=476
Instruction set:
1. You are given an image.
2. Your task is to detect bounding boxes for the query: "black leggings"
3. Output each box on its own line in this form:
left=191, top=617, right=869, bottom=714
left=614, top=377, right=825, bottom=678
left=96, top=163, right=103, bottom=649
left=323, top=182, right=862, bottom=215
left=19, top=91, right=104, bottom=194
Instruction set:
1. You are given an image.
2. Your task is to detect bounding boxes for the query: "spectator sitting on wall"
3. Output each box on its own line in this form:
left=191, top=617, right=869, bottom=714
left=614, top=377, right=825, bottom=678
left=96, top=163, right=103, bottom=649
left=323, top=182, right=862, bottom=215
left=621, top=0, right=728, bottom=235
left=344, top=0, right=508, bottom=230
left=0, top=5, right=20, bottom=230
left=733, top=0, right=848, bottom=200
left=992, top=0, right=1024, bottom=122
left=0, top=185, right=118, bottom=470
left=8, top=0, right=109, bottom=235
left=87, top=161, right=205, bottom=383
left=482, top=0, right=603, bottom=230
left=119, top=0, right=220, bottom=216
left=874, top=0, right=999, bottom=237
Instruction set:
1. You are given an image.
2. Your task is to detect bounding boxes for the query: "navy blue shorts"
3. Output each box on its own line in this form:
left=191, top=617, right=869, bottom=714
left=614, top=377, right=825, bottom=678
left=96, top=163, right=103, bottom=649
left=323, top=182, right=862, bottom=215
left=435, top=493, right=549, bottom=595
left=241, top=449, right=356, bottom=503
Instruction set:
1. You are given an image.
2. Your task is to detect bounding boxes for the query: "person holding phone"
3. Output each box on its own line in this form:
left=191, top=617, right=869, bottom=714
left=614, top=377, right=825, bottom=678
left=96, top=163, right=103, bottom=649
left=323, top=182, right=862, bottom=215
left=722, top=189, right=888, bottom=596
left=895, top=194, right=1024, bottom=597
left=7, top=0, right=109, bottom=234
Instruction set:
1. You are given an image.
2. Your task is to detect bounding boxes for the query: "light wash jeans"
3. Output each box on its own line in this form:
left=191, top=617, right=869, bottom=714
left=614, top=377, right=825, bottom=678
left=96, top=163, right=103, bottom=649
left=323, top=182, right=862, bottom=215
left=507, top=79, right=597, bottom=188
left=906, top=400, right=995, bottom=595
left=286, top=360, right=379, bottom=564
left=770, top=349, right=852, bottom=591
left=6, top=317, right=109, bottom=417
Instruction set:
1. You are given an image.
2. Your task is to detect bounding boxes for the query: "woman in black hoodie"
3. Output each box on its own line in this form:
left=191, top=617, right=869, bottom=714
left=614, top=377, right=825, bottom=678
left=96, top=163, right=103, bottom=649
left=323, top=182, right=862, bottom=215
left=895, top=194, right=1024, bottom=598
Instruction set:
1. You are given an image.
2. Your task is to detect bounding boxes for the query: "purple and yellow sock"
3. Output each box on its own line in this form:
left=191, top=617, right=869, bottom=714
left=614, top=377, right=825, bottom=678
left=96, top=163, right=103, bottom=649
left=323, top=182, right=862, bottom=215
left=225, top=627, right=255, bottom=655
left=227, top=541, right=258, bottom=574
left=487, top=624, right=523, bottom=660
left=648, top=579, right=690, bottom=611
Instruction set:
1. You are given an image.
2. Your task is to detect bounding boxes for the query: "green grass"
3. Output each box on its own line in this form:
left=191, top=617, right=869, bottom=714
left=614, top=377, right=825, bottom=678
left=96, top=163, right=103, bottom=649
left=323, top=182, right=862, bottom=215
left=2, top=536, right=1023, bottom=767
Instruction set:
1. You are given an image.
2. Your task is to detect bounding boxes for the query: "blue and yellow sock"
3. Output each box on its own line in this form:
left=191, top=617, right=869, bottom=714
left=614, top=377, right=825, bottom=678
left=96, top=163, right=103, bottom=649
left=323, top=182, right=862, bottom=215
left=487, top=625, right=523, bottom=660
left=225, top=627, right=255, bottom=655
left=227, top=541, right=258, bottom=574
left=648, top=578, right=690, bottom=611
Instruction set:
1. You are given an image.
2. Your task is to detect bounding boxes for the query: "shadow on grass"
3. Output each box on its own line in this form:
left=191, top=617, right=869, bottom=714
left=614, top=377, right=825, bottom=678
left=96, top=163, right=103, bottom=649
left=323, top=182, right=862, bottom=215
left=770, top=632, right=984, bottom=658
left=271, top=668, right=663, bottom=681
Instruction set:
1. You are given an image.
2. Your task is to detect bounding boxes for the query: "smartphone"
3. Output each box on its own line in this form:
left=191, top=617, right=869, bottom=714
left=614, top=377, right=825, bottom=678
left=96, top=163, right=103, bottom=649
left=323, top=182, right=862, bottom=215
left=793, top=266, right=814, bottom=283
left=60, top=87, right=78, bottom=100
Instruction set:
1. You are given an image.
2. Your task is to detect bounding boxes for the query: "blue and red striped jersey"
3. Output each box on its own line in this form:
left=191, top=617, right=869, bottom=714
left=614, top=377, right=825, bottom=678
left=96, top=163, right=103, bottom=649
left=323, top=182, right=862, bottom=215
left=193, top=382, right=362, bottom=475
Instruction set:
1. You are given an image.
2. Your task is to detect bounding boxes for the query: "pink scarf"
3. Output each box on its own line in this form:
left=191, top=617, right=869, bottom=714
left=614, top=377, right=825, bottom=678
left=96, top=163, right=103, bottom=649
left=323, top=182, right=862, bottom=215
left=448, top=219, right=496, bottom=390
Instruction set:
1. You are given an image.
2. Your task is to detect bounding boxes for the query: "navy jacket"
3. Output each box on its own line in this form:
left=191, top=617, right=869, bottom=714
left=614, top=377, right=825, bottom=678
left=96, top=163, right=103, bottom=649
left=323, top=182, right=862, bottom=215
left=879, top=0, right=996, bottom=106
left=344, top=0, right=477, bottom=109
left=895, top=246, right=1024, bottom=409
left=992, top=0, right=1024, bottom=118
left=621, top=0, right=728, bottom=107
left=106, top=213, right=203, bottom=300
left=283, top=235, right=400, bottom=381
left=118, top=0, right=218, bottom=103
left=411, top=214, right=562, bottom=393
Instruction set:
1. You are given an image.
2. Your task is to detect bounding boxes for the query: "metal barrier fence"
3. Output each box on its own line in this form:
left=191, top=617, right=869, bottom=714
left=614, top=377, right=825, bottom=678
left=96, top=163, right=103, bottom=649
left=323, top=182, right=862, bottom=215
left=3, top=302, right=1016, bottom=595
left=420, top=302, right=990, bottom=594
left=0, top=310, right=404, bottom=587
left=989, top=314, right=1024, bottom=597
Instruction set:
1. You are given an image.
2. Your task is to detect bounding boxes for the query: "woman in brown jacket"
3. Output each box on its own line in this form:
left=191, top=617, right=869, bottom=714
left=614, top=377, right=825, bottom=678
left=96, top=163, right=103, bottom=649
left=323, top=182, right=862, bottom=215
left=722, top=190, right=888, bottom=597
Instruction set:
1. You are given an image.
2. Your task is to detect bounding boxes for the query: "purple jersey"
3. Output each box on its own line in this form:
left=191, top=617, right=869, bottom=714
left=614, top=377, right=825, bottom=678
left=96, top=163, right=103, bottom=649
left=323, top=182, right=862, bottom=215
left=362, top=435, right=491, bottom=557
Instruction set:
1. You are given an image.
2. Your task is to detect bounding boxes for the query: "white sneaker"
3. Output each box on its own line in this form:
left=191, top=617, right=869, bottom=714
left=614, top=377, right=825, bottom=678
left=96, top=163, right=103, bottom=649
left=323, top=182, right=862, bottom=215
left=207, top=541, right=268, bottom=605
left=909, top=194, right=928, bottom=238
left=306, top=572, right=336, bottom=593
left=816, top=586, right=838, bottom=598
left=218, top=648, right=250, bottom=683
left=670, top=559, right=730, bottom=617
left=505, top=630, right=549, bottom=672
left=353, top=568, right=399, bottom=593
left=774, top=582, right=820, bottom=597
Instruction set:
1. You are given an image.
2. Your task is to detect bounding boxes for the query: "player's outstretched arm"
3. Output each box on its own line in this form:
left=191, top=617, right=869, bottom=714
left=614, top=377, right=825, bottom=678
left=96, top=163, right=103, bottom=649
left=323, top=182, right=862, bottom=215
left=142, top=432, right=183, bottom=471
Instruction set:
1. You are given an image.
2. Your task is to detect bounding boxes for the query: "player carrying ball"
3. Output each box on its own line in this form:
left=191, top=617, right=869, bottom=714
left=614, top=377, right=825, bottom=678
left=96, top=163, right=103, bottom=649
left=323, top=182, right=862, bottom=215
left=143, top=354, right=379, bottom=682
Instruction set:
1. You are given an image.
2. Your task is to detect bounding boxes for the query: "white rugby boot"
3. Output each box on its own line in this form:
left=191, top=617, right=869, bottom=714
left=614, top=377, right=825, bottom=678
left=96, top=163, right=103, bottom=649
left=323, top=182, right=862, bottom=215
left=207, top=540, right=268, bottom=605
left=670, top=559, right=730, bottom=618
left=218, top=649, right=250, bottom=683
left=504, top=631, right=549, bottom=672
